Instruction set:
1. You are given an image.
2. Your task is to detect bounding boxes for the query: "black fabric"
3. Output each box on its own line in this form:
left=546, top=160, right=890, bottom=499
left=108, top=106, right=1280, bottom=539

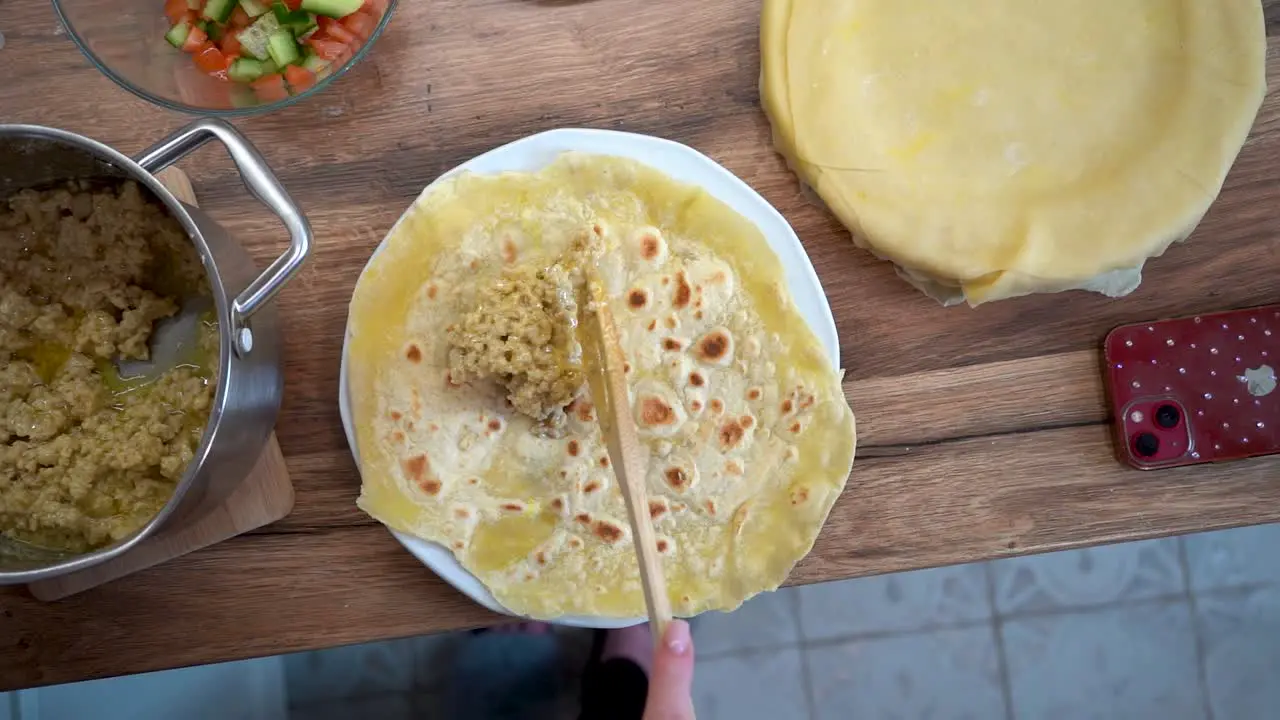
left=579, top=657, right=649, bottom=720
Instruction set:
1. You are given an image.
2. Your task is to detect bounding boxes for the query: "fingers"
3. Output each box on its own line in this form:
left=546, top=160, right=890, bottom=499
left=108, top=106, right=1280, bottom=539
left=643, top=620, right=696, bottom=720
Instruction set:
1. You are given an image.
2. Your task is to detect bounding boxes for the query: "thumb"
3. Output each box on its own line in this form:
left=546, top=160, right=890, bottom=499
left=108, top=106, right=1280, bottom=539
left=643, top=620, right=696, bottom=720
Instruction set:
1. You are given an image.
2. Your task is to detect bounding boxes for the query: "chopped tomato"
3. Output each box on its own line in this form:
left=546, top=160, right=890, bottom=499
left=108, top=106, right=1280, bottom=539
left=219, top=29, right=242, bottom=57
left=165, top=0, right=190, bottom=24
left=362, top=0, right=388, bottom=14
left=282, top=0, right=303, bottom=8
left=341, top=12, right=375, bottom=41
left=284, top=65, right=317, bottom=93
left=251, top=73, right=289, bottom=102
left=318, top=17, right=357, bottom=44
left=193, top=45, right=230, bottom=74
left=182, top=24, right=209, bottom=53
left=307, top=37, right=348, bottom=60
left=228, top=4, right=251, bottom=27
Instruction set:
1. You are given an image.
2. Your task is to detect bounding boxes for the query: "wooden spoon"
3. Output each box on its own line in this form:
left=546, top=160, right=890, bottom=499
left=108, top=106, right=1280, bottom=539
left=580, top=276, right=673, bottom=644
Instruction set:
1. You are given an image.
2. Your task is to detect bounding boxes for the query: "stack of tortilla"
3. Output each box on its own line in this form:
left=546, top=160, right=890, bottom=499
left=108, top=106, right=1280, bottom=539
left=347, top=153, right=857, bottom=618
left=761, top=0, right=1266, bottom=305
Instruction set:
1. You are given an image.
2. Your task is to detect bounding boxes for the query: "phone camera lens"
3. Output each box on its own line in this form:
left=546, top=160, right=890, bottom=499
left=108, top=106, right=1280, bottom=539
left=1133, top=432, right=1160, bottom=458
left=1155, top=404, right=1180, bottom=429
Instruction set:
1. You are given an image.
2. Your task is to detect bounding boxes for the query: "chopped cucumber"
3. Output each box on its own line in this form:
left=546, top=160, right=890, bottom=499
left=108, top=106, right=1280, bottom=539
left=206, top=23, right=224, bottom=42
left=266, top=29, right=301, bottom=66
left=239, top=0, right=270, bottom=17
left=301, top=52, right=328, bottom=74
left=259, top=58, right=281, bottom=75
left=165, top=21, right=191, bottom=48
left=272, top=2, right=311, bottom=25
left=296, top=24, right=319, bottom=42
left=237, top=13, right=281, bottom=60
left=299, top=0, right=362, bottom=19
left=203, top=0, right=236, bottom=23
left=228, top=57, right=266, bottom=82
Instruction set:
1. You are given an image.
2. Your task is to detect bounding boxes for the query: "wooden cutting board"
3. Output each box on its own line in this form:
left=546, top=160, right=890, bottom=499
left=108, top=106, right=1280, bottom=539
left=3, top=0, right=1280, bottom=690
left=25, top=168, right=295, bottom=602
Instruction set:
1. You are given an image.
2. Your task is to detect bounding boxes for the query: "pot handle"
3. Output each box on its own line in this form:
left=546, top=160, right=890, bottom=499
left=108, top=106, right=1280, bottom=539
left=134, top=118, right=312, bottom=351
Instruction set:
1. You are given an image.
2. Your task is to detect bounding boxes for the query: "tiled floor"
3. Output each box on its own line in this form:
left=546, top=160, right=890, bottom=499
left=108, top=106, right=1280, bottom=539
left=285, top=523, right=1280, bottom=719
left=10, top=524, right=1280, bottom=719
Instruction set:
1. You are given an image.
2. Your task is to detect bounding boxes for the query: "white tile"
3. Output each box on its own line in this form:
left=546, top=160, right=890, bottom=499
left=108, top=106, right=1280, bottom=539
left=806, top=625, right=1005, bottom=720
left=694, top=648, right=807, bottom=720
left=795, top=563, right=991, bottom=641
left=289, top=693, right=413, bottom=720
left=284, top=637, right=417, bottom=705
left=693, top=586, right=802, bottom=657
left=1196, top=585, right=1280, bottom=720
left=1184, top=523, right=1280, bottom=591
left=1003, top=601, right=1205, bottom=720
left=991, top=538, right=1184, bottom=616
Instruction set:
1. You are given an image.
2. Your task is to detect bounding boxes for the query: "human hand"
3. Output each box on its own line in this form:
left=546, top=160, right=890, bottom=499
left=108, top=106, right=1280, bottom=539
left=643, top=620, right=696, bottom=719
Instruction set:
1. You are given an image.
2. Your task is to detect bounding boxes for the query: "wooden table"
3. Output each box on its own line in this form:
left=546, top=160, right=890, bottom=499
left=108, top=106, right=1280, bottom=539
left=3, top=0, right=1280, bottom=691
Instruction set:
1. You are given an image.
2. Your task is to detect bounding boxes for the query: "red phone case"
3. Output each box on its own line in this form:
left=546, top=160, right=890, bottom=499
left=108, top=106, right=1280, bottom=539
left=1104, top=305, right=1280, bottom=469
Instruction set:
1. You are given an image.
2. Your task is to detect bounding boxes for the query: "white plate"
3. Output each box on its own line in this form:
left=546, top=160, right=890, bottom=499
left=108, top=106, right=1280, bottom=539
left=338, top=128, right=840, bottom=628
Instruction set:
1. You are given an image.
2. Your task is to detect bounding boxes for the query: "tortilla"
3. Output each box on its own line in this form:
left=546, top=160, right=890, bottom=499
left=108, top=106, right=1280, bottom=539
left=348, top=153, right=856, bottom=618
left=761, top=0, right=1266, bottom=305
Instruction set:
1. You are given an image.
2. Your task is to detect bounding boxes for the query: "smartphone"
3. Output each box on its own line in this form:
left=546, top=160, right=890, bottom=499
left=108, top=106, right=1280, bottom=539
left=1104, top=304, right=1280, bottom=470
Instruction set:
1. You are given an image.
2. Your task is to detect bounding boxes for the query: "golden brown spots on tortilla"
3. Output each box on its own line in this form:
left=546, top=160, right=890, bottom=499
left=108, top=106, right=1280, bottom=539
left=502, top=238, right=518, bottom=264
left=628, top=289, right=649, bottom=310
left=575, top=512, right=592, bottom=525
left=390, top=411, right=402, bottom=421
left=781, top=398, right=794, bottom=413
left=647, top=319, right=658, bottom=332
left=704, top=499, right=717, bottom=516
left=694, top=311, right=703, bottom=320
left=732, top=502, right=750, bottom=536
left=405, top=344, right=422, bottom=363
left=656, top=539, right=670, bottom=553
left=640, top=233, right=662, bottom=260
left=467, top=477, right=480, bottom=485
left=719, top=419, right=746, bottom=451
left=695, top=330, right=730, bottom=364
left=663, top=338, right=684, bottom=352
left=406, top=421, right=416, bottom=431
left=501, top=502, right=525, bottom=512
left=800, top=394, right=815, bottom=409
left=710, top=270, right=728, bottom=285
left=391, top=431, right=405, bottom=444
left=689, top=372, right=705, bottom=387
left=639, top=395, right=677, bottom=427
left=740, top=415, right=755, bottom=429
left=567, top=536, right=584, bottom=549
left=725, top=460, right=743, bottom=475
left=567, top=440, right=581, bottom=457
left=791, top=486, right=810, bottom=505
left=662, top=276, right=670, bottom=286
left=551, top=497, right=564, bottom=512
left=427, top=284, right=438, bottom=300
left=583, top=479, right=602, bottom=494
left=690, top=400, right=703, bottom=412
left=790, top=421, right=802, bottom=434
left=535, top=551, right=547, bottom=566
left=429, top=423, right=439, bottom=432
left=624, top=362, right=632, bottom=374
left=454, top=507, right=471, bottom=519
left=403, top=454, right=428, bottom=481
left=747, top=387, right=761, bottom=401
left=664, top=315, right=678, bottom=330
left=488, top=419, right=502, bottom=432
left=709, top=398, right=724, bottom=415
left=469, top=259, right=479, bottom=270
left=576, top=401, right=595, bottom=422
left=673, top=502, right=687, bottom=512
left=420, top=478, right=442, bottom=496
left=664, top=467, right=689, bottom=490
left=524, top=572, right=536, bottom=582
left=593, top=520, right=625, bottom=544
left=649, top=499, right=668, bottom=519
left=452, top=541, right=465, bottom=550
left=673, top=272, right=692, bottom=309
left=599, top=456, right=610, bottom=468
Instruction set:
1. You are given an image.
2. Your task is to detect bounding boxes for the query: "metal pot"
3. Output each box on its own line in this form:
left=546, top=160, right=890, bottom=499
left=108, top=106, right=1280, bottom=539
left=0, top=119, right=311, bottom=583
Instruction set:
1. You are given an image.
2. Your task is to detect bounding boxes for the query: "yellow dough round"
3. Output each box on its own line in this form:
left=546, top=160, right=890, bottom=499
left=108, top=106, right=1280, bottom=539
left=761, top=0, right=1266, bottom=305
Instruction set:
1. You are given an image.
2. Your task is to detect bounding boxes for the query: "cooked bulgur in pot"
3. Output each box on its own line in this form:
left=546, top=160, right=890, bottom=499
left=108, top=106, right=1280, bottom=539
left=0, top=179, right=217, bottom=553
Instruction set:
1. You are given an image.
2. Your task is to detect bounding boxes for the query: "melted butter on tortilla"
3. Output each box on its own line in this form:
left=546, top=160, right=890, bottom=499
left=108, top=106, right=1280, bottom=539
left=349, top=153, right=857, bottom=619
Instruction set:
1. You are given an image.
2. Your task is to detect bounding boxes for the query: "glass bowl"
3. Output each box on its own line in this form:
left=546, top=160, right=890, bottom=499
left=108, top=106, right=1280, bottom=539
left=52, top=0, right=397, bottom=116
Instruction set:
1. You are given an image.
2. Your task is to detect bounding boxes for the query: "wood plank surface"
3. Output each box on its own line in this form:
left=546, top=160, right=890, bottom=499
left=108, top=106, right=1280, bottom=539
left=2, top=0, right=1280, bottom=690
